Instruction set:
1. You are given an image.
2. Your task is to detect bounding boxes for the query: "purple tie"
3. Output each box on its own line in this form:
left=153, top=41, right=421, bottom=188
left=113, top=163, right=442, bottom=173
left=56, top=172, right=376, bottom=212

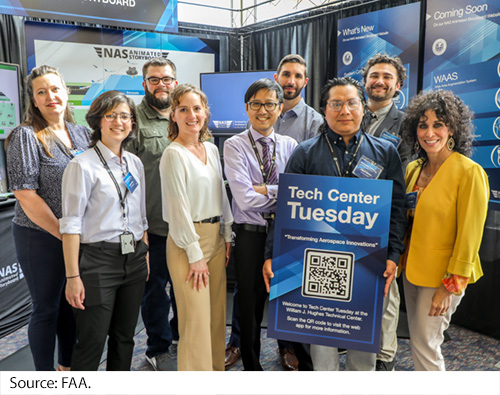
left=258, top=137, right=278, bottom=185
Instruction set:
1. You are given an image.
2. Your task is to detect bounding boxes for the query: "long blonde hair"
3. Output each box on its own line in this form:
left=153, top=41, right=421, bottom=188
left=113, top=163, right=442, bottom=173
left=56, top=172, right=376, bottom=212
left=10, top=65, right=74, bottom=157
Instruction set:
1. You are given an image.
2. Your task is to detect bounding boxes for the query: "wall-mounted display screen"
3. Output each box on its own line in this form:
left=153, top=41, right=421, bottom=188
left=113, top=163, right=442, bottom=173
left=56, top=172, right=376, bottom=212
left=0, top=62, right=22, bottom=141
left=200, top=70, right=276, bottom=135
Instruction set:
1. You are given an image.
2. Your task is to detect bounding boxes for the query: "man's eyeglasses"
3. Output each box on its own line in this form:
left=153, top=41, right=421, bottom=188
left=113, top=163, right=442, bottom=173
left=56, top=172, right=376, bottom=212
left=146, top=76, right=176, bottom=85
left=327, top=99, right=362, bottom=112
left=103, top=112, right=133, bottom=123
left=247, top=101, right=280, bottom=111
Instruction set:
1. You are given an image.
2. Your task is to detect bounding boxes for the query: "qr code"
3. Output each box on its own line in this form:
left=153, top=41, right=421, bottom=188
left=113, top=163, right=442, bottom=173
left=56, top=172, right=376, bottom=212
left=302, top=248, right=355, bottom=302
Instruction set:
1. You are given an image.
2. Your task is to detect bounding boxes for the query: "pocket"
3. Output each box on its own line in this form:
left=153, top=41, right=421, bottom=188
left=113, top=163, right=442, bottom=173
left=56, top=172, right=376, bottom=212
left=79, top=248, right=106, bottom=307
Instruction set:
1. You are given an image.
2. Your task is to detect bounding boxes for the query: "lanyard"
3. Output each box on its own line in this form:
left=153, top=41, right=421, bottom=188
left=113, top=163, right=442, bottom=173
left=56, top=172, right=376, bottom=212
left=324, top=132, right=364, bottom=177
left=94, top=145, right=129, bottom=231
left=248, top=132, right=277, bottom=184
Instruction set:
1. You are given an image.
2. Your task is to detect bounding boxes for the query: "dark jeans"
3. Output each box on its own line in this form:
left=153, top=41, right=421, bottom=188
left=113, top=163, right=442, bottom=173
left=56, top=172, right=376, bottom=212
left=12, top=223, right=76, bottom=371
left=72, top=240, right=148, bottom=371
left=140, top=233, right=178, bottom=358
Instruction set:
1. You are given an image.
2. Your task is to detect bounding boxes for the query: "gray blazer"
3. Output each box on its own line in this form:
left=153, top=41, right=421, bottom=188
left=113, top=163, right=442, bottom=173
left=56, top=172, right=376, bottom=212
left=371, top=103, right=411, bottom=170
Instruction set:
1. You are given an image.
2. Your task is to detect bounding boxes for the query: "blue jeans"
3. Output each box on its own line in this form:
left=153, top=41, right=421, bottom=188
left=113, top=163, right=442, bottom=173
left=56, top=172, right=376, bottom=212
left=12, top=223, right=76, bottom=370
left=140, top=233, right=178, bottom=358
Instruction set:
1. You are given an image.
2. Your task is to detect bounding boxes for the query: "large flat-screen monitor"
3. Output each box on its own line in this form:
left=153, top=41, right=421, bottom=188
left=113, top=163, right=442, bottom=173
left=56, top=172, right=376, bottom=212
left=201, top=70, right=276, bottom=135
left=0, top=62, right=22, bottom=141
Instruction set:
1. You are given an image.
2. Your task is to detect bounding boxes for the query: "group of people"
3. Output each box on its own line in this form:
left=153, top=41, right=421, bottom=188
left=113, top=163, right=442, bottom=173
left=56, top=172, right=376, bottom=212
left=5, top=52, right=489, bottom=372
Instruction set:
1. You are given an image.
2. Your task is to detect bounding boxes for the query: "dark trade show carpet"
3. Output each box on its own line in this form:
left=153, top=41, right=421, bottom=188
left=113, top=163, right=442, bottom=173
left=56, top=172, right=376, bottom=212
left=1, top=291, right=499, bottom=371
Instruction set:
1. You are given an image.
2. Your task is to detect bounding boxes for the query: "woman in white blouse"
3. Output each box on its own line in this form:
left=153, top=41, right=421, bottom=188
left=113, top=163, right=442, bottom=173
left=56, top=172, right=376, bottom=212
left=160, top=84, right=233, bottom=371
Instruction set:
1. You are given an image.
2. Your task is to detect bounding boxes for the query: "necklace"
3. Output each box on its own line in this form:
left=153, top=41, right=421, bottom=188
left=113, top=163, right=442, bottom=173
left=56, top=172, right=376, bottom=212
left=422, top=157, right=447, bottom=179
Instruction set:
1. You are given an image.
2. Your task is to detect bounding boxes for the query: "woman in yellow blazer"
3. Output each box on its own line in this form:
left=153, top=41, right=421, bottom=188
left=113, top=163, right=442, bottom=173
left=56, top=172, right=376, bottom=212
left=400, top=90, right=489, bottom=371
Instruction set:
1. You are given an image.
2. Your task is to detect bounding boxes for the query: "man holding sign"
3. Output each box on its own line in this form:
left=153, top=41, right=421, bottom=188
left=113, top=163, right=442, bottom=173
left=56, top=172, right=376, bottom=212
left=263, top=77, right=406, bottom=370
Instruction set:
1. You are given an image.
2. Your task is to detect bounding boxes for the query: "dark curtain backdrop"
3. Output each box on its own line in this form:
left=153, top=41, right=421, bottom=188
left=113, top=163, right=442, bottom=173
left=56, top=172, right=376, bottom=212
left=0, top=14, right=26, bottom=106
left=243, top=0, right=419, bottom=111
left=0, top=15, right=25, bottom=67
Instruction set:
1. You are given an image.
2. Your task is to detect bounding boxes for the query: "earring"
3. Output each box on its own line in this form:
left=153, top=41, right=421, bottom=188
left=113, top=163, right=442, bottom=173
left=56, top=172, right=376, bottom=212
left=447, top=136, right=455, bottom=151
left=414, top=141, right=420, bottom=152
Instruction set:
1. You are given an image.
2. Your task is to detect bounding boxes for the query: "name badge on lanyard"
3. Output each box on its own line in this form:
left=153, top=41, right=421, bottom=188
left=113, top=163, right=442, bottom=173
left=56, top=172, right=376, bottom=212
left=380, top=131, right=401, bottom=149
left=352, top=155, right=384, bottom=179
left=406, top=191, right=418, bottom=210
left=124, top=172, right=138, bottom=194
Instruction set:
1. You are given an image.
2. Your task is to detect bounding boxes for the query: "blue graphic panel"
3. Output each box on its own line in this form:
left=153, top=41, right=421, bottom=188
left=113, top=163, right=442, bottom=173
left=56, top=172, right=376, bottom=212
left=424, top=0, right=500, bottom=207
left=337, top=3, right=421, bottom=109
left=267, top=174, right=392, bottom=353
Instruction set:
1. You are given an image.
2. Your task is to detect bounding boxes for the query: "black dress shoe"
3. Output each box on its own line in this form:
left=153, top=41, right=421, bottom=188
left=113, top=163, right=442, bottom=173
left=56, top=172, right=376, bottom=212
left=225, top=345, right=241, bottom=370
left=376, top=359, right=395, bottom=371
left=279, top=348, right=299, bottom=371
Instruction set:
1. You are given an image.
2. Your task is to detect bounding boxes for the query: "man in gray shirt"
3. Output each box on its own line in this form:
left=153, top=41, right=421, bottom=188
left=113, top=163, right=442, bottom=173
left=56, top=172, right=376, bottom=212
left=127, top=56, right=178, bottom=371
left=273, top=54, right=324, bottom=142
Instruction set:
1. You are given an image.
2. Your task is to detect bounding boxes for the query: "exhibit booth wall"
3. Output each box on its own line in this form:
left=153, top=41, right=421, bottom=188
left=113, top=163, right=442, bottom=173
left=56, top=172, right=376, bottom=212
left=0, top=0, right=498, bottom=340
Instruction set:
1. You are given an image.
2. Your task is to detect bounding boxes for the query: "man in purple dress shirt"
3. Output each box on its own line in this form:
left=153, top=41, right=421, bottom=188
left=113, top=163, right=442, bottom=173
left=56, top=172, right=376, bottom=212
left=223, top=79, right=297, bottom=370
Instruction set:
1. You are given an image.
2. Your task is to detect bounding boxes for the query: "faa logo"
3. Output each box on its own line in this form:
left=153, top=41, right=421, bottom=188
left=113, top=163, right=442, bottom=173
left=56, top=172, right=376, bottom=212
left=498, top=60, right=500, bottom=78
left=496, top=88, right=500, bottom=110
left=432, top=38, right=447, bottom=56
left=343, top=51, right=353, bottom=66
left=491, top=146, right=500, bottom=168
left=393, top=90, right=406, bottom=110
left=493, top=117, right=500, bottom=140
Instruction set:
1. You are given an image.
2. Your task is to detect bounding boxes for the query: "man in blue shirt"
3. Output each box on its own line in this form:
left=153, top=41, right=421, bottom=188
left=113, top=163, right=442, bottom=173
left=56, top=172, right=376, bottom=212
left=263, top=77, right=406, bottom=370
left=224, top=79, right=298, bottom=370
left=226, top=55, right=321, bottom=371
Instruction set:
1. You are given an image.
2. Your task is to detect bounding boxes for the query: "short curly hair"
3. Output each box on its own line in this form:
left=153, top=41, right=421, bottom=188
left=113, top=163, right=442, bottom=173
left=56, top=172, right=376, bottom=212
left=401, top=90, right=474, bottom=159
left=361, top=54, right=407, bottom=97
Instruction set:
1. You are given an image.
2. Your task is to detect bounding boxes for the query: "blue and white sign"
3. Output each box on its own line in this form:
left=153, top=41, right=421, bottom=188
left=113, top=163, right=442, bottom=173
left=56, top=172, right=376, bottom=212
left=267, top=174, right=393, bottom=353
left=424, top=0, right=500, bottom=209
left=337, top=2, right=421, bottom=109
left=0, top=0, right=178, bottom=32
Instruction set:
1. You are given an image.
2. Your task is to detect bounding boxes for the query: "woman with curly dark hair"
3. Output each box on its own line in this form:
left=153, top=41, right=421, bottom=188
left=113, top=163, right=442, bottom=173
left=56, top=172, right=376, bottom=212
left=400, top=90, right=489, bottom=370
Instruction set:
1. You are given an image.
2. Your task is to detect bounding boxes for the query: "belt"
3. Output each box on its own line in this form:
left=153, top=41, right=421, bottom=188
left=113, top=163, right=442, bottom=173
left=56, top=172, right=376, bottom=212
left=237, top=224, right=267, bottom=233
left=194, top=216, right=220, bottom=224
left=84, top=240, right=136, bottom=251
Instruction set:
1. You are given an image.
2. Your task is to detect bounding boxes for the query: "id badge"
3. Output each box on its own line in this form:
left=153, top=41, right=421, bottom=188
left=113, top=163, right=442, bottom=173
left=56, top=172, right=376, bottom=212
left=406, top=191, right=418, bottom=210
left=70, top=148, right=84, bottom=157
left=352, top=155, right=384, bottom=179
left=124, top=172, right=138, bottom=194
left=380, top=131, right=401, bottom=149
left=120, top=232, right=135, bottom=255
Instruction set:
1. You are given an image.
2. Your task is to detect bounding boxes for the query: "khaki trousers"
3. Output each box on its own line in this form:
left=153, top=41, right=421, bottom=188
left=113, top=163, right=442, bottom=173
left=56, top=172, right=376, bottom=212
left=167, top=222, right=226, bottom=371
left=377, top=278, right=400, bottom=362
left=403, top=272, right=463, bottom=371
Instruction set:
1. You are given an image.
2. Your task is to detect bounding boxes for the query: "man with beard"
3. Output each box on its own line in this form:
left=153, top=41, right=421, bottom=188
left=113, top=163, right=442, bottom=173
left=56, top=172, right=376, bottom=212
left=127, top=57, right=179, bottom=371
left=362, top=54, right=410, bottom=168
left=361, top=54, right=409, bottom=371
left=273, top=54, right=323, bottom=142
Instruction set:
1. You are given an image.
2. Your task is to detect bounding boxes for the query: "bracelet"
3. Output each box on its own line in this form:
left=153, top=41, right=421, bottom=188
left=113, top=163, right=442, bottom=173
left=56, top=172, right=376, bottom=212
left=66, top=274, right=80, bottom=279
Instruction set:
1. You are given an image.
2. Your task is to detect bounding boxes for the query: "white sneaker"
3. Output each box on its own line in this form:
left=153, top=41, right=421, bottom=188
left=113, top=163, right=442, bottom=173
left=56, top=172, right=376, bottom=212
left=146, top=352, right=177, bottom=371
